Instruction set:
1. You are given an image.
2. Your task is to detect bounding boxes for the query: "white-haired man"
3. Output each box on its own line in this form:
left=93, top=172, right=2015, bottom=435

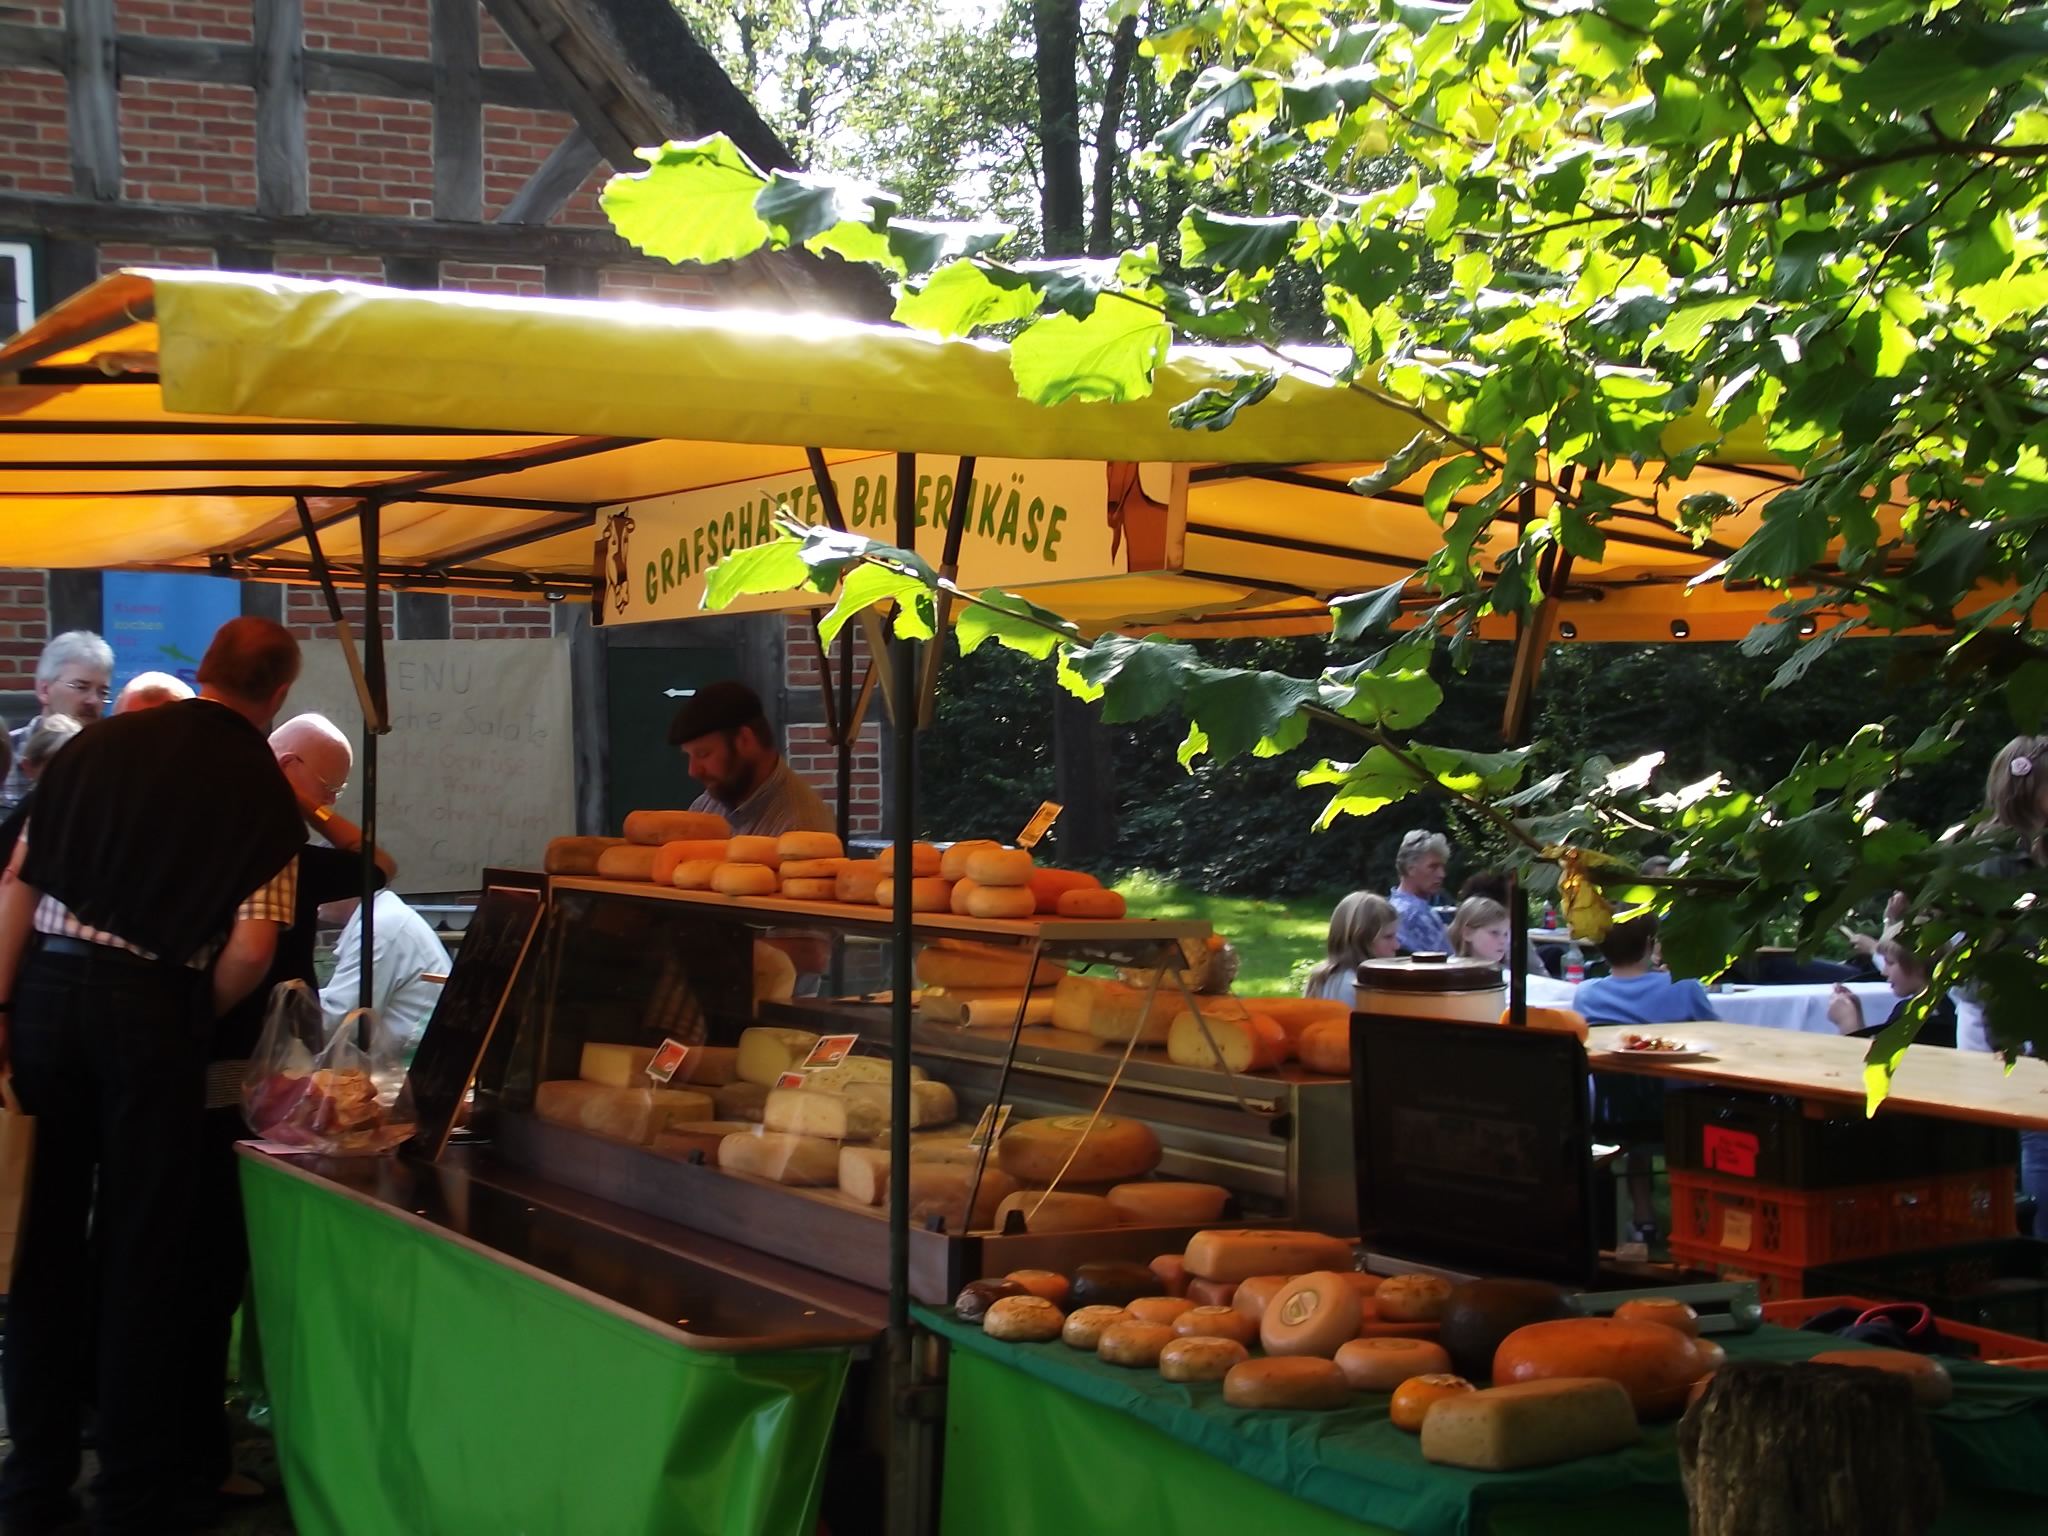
left=1389, top=829, right=1452, bottom=954
left=112, top=670, right=195, bottom=714
left=1, top=631, right=114, bottom=814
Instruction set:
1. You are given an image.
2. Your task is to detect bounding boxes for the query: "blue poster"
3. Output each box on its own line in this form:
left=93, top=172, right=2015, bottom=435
left=102, top=572, right=244, bottom=694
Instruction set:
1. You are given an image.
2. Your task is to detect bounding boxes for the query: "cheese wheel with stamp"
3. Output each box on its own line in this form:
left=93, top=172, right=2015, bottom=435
left=651, top=839, right=731, bottom=885
left=1159, top=1336, right=1248, bottom=1382
left=1097, top=1321, right=1176, bottom=1367
left=777, top=830, right=842, bottom=862
left=712, top=862, right=778, bottom=896
left=725, top=834, right=782, bottom=868
left=595, top=844, right=660, bottom=881
left=940, top=840, right=1002, bottom=881
left=1336, top=1336, right=1454, bottom=1391
left=1222, top=1357, right=1351, bottom=1410
left=1173, top=1306, right=1256, bottom=1345
left=623, top=809, right=730, bottom=845
left=1183, top=1229, right=1355, bottom=1284
left=997, top=1115, right=1162, bottom=1184
left=1056, top=888, right=1127, bottom=919
left=965, top=884, right=1037, bottom=920
left=1261, top=1272, right=1364, bottom=1358
left=781, top=877, right=839, bottom=901
left=963, top=846, right=1034, bottom=886
left=983, top=1295, right=1065, bottom=1342
left=1062, top=1306, right=1130, bottom=1350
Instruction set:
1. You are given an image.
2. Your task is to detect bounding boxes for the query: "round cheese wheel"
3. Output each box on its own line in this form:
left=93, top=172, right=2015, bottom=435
left=1375, top=1274, right=1454, bottom=1323
left=874, top=876, right=954, bottom=913
left=992, top=1190, right=1119, bottom=1234
left=1070, top=1262, right=1166, bottom=1309
left=1005, top=1270, right=1071, bottom=1307
left=623, top=809, right=730, bottom=845
left=1340, top=1272, right=1384, bottom=1297
left=1222, top=1356, right=1352, bottom=1411
left=1149, top=1254, right=1188, bottom=1297
left=1107, top=1182, right=1232, bottom=1227
left=1296, top=1018, right=1352, bottom=1076
left=949, top=878, right=978, bottom=915
left=964, top=846, right=1034, bottom=886
left=1493, top=1317, right=1704, bottom=1419
left=1056, top=888, right=1127, bottom=920
left=1127, top=1296, right=1196, bottom=1326
left=1028, top=868, right=1101, bottom=912
left=752, top=942, right=797, bottom=1004
left=879, top=841, right=943, bottom=877
left=651, top=839, right=732, bottom=885
left=982, top=1294, right=1065, bottom=1342
left=1159, top=1336, right=1248, bottom=1383
left=1231, top=1275, right=1291, bottom=1327
left=1187, top=1277, right=1239, bottom=1307
left=725, top=834, right=782, bottom=868
left=671, top=858, right=722, bottom=890
left=1809, top=1348, right=1953, bottom=1406
left=711, top=863, right=779, bottom=897
left=1358, top=1318, right=1443, bottom=1341
left=1691, top=1338, right=1726, bottom=1375
left=1335, top=1336, right=1454, bottom=1392
left=779, top=856, right=852, bottom=880
left=1097, top=1321, right=1176, bottom=1368
left=1061, top=1305, right=1131, bottom=1350
left=1262, top=1272, right=1364, bottom=1358
left=1173, top=1306, right=1256, bottom=1345
left=996, top=1114, right=1162, bottom=1184
left=965, top=884, right=1038, bottom=920
left=940, top=840, right=1002, bottom=881
left=954, top=1278, right=1027, bottom=1322
left=1235, top=996, right=1350, bottom=1047
left=1389, top=1373, right=1476, bottom=1432
left=836, top=862, right=885, bottom=903
left=1613, top=1298, right=1701, bottom=1337
left=781, top=877, right=839, bottom=901
left=776, top=831, right=842, bottom=862
left=595, top=844, right=661, bottom=881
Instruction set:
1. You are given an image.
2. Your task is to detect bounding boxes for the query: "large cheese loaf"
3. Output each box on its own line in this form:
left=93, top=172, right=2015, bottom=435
left=712, top=863, right=779, bottom=896
left=544, top=835, right=625, bottom=875
left=650, top=839, right=731, bottom=885
left=777, top=830, right=842, bottom=862
left=843, top=1078, right=958, bottom=1128
left=534, top=1080, right=714, bottom=1145
left=918, top=991, right=1058, bottom=1028
left=916, top=944, right=1065, bottom=991
left=1166, top=1008, right=1287, bottom=1073
left=579, top=1042, right=655, bottom=1087
left=1296, top=1018, right=1352, bottom=1076
left=874, top=876, right=953, bottom=913
left=838, top=1145, right=893, bottom=1205
left=623, top=810, right=731, bottom=845
left=906, top=1164, right=1018, bottom=1230
left=1419, top=1378, right=1639, bottom=1470
left=736, top=1027, right=821, bottom=1086
left=650, top=1121, right=753, bottom=1164
left=1236, top=996, right=1351, bottom=1046
left=765, top=1086, right=887, bottom=1141
left=878, top=841, right=943, bottom=877
left=1028, top=868, right=1100, bottom=913
left=992, top=1190, right=1121, bottom=1234
left=1106, top=1182, right=1231, bottom=1226
left=1261, top=1272, right=1364, bottom=1358
left=963, top=846, right=1034, bottom=886
left=1055, top=888, right=1127, bottom=919
left=837, top=861, right=886, bottom=904
left=964, top=884, right=1037, bottom=920
left=939, top=840, right=1002, bottom=881
left=1492, top=1318, right=1703, bottom=1419
left=996, top=1114, right=1162, bottom=1184
left=1050, top=973, right=1178, bottom=1044
left=717, top=1130, right=842, bottom=1185
left=594, top=844, right=662, bottom=881
left=1183, top=1229, right=1356, bottom=1284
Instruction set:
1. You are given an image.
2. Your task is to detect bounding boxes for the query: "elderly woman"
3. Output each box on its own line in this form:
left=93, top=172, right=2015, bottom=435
left=1389, top=829, right=1451, bottom=953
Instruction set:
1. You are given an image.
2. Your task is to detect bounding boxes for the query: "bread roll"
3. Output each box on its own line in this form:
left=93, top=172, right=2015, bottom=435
left=594, top=844, right=660, bottom=881
left=725, top=835, right=782, bottom=868
left=713, top=863, right=778, bottom=897
left=983, top=1295, right=1065, bottom=1342
left=940, top=840, right=1001, bottom=881
left=623, top=809, right=730, bottom=845
left=777, top=831, right=843, bottom=862
left=545, top=836, right=624, bottom=875
left=965, top=885, right=1037, bottom=920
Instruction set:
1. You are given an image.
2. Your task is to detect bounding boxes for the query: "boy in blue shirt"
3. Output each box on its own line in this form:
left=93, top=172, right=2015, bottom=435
left=1575, top=914, right=1721, bottom=1025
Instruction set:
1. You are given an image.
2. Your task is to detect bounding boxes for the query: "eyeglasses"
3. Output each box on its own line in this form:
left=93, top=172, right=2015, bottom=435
left=55, top=679, right=111, bottom=701
left=281, top=753, right=348, bottom=799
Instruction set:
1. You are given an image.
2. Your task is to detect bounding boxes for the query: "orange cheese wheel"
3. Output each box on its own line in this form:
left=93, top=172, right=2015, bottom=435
left=1029, top=868, right=1101, bottom=913
left=950, top=878, right=979, bottom=915
left=781, top=877, right=838, bottom=901
left=1296, top=1018, right=1352, bottom=1076
left=1493, top=1317, right=1704, bottom=1419
left=992, top=1190, right=1120, bottom=1234
left=1261, top=1272, right=1364, bottom=1358
left=594, top=844, right=661, bottom=881
left=1057, top=888, right=1127, bottom=919
left=1375, top=1274, right=1454, bottom=1323
left=940, top=840, right=1003, bottom=881
left=1390, top=1373, right=1477, bottom=1432
left=965, top=884, right=1038, bottom=920
left=650, top=839, right=731, bottom=884
left=1006, top=1270, right=1072, bottom=1306
left=1358, top=1318, right=1443, bottom=1341
left=1186, top=1277, right=1238, bottom=1307
left=964, top=846, right=1035, bottom=886
left=544, top=836, right=624, bottom=875
left=780, top=856, right=851, bottom=880
left=874, top=876, right=954, bottom=913
left=1613, top=1298, right=1701, bottom=1337
left=1184, top=1229, right=1355, bottom=1284
left=1127, top=1296, right=1197, bottom=1326
left=879, top=841, right=943, bottom=877
left=623, top=809, right=730, bottom=845
left=1691, top=1337, right=1726, bottom=1375
left=1174, top=1305, right=1257, bottom=1344
left=1222, top=1356, right=1352, bottom=1410
left=710, top=862, right=779, bottom=897
left=1159, top=1335, right=1249, bottom=1383
left=1107, top=1182, right=1232, bottom=1226
left=725, top=834, right=782, bottom=868
left=836, top=861, right=885, bottom=903
left=1231, top=1275, right=1291, bottom=1326
left=776, top=831, right=842, bottom=861
left=1061, top=1306, right=1130, bottom=1350
left=672, top=858, right=722, bottom=890
left=1236, top=996, right=1351, bottom=1046
left=1150, top=1254, right=1189, bottom=1297
left=997, top=1115, right=1162, bottom=1184
left=1336, top=1336, right=1454, bottom=1391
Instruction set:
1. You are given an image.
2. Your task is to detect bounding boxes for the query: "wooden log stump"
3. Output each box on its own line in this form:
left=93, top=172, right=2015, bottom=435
left=1677, top=1360, right=1943, bottom=1536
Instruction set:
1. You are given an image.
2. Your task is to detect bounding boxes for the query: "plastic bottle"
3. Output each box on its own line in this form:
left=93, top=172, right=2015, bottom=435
left=1542, top=902, right=1559, bottom=931
left=1562, top=940, right=1585, bottom=985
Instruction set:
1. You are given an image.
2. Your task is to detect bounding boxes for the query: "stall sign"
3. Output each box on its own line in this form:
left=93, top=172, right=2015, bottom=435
left=102, top=571, right=242, bottom=694
left=597, top=455, right=1119, bottom=625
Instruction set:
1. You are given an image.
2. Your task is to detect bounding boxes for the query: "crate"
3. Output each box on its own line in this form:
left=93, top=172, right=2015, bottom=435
left=1669, top=1239, right=1816, bottom=1302
left=1664, top=1089, right=2018, bottom=1189
left=1936, top=1168, right=2018, bottom=1243
left=1807, top=1240, right=2048, bottom=1341
left=1669, top=1168, right=1940, bottom=1267
left=1759, top=1295, right=2048, bottom=1362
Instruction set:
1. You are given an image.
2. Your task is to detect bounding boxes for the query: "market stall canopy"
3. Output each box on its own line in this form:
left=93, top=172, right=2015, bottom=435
left=0, top=269, right=1886, bottom=639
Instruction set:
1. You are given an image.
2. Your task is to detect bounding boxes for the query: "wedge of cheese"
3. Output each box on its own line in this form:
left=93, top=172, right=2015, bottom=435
left=736, top=1026, right=820, bottom=1086
left=843, top=1078, right=958, bottom=1128
left=764, top=1086, right=888, bottom=1141
left=579, top=1042, right=655, bottom=1088
left=717, top=1130, right=841, bottom=1185
left=1050, top=973, right=1178, bottom=1044
left=670, top=1045, right=738, bottom=1086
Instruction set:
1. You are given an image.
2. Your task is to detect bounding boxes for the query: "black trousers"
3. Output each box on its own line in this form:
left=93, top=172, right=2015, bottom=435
left=0, top=944, right=209, bottom=1536
left=188, top=1104, right=251, bottom=1491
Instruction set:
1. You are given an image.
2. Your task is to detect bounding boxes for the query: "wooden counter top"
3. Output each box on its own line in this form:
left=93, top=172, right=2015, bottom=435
left=1588, top=1023, right=2048, bottom=1131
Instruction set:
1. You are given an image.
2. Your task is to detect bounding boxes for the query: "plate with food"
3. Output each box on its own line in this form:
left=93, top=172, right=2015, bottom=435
left=1600, top=1032, right=1714, bottom=1062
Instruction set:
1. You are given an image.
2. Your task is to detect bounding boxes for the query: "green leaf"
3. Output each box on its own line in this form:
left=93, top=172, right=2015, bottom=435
left=790, top=526, right=937, bottom=591
left=1168, top=372, right=1277, bottom=432
left=819, top=561, right=935, bottom=645
left=1318, top=664, right=1442, bottom=729
left=1009, top=295, right=1171, bottom=407
left=1349, top=431, right=1447, bottom=499
left=954, top=590, right=1076, bottom=659
left=1182, top=667, right=1319, bottom=764
left=2008, top=659, right=2048, bottom=732
left=702, top=536, right=814, bottom=611
left=1156, top=70, right=1257, bottom=159
left=1331, top=574, right=1416, bottom=641
left=1656, top=895, right=1743, bottom=981
left=1652, top=297, right=1758, bottom=356
left=1725, top=483, right=1829, bottom=583
left=1180, top=209, right=1304, bottom=273
left=885, top=220, right=1013, bottom=277
left=1409, top=742, right=1534, bottom=795
left=602, top=136, right=772, bottom=265
left=754, top=171, right=896, bottom=245
left=1423, top=456, right=1488, bottom=520
left=1956, top=272, right=2048, bottom=335
left=893, top=261, right=1039, bottom=337
left=1062, top=634, right=1195, bottom=723
left=1299, top=748, right=1427, bottom=828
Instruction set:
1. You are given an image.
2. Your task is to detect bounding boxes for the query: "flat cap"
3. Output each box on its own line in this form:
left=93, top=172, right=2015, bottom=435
left=667, top=679, right=765, bottom=746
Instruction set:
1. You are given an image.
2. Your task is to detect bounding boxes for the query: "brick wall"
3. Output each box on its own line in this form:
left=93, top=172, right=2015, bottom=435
left=0, top=571, right=51, bottom=689
left=449, top=594, right=553, bottom=638
left=782, top=615, right=883, bottom=835
left=282, top=584, right=396, bottom=641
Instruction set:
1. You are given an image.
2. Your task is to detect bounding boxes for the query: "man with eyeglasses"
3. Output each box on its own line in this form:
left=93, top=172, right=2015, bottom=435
left=1, top=631, right=114, bottom=815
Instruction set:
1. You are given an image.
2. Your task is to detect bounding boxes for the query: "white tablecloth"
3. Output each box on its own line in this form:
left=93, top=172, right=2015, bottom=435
left=1515, top=976, right=1894, bottom=1033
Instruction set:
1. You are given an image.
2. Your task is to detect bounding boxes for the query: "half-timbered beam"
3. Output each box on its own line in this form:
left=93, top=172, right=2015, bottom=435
left=64, top=0, right=120, bottom=201
left=253, top=0, right=308, bottom=217
left=431, top=0, right=484, bottom=222
left=476, top=0, right=638, bottom=167
left=498, top=129, right=602, bottom=225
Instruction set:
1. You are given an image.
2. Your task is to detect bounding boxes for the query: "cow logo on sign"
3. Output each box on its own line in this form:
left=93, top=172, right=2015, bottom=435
left=603, top=508, right=637, bottom=616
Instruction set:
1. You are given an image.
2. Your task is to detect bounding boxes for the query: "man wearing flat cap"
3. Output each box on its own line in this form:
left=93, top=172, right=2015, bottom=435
left=667, top=680, right=833, bottom=838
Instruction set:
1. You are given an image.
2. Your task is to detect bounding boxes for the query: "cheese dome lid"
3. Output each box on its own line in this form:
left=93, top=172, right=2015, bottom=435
left=1355, top=955, right=1506, bottom=994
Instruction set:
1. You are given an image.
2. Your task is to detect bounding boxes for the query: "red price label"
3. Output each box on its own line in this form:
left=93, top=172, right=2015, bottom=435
left=775, top=1071, right=810, bottom=1090
left=646, top=1039, right=691, bottom=1084
left=804, top=1033, right=859, bottom=1069
left=1702, top=1125, right=1759, bottom=1178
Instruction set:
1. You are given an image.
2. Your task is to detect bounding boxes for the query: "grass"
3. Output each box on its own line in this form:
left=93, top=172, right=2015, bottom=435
left=1111, top=871, right=1343, bottom=997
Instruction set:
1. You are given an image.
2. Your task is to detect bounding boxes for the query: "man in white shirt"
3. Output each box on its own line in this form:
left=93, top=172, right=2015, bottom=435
left=319, top=889, right=451, bottom=1053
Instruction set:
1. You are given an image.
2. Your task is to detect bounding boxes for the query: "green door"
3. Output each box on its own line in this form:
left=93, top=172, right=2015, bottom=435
left=605, top=646, right=738, bottom=832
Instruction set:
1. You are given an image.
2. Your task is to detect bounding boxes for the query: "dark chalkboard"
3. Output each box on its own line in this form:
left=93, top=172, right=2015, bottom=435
left=405, top=873, right=546, bottom=1160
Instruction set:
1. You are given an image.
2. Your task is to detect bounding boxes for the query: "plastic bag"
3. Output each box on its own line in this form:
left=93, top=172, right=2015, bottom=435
left=242, top=979, right=418, bottom=1155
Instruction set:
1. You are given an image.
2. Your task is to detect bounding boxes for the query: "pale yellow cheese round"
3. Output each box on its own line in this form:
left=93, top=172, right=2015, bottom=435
left=776, top=830, right=843, bottom=862
left=1062, top=1306, right=1130, bottom=1350
left=671, top=858, right=722, bottom=890
left=939, top=839, right=1002, bottom=881
left=996, top=1114, right=1162, bottom=1184
left=780, top=856, right=852, bottom=880
left=726, top=834, right=782, bottom=868
left=875, top=876, right=953, bottom=913
left=712, top=862, right=779, bottom=897
left=781, top=877, right=839, bottom=901
left=1159, top=1336, right=1248, bottom=1383
left=982, top=1294, right=1065, bottom=1343
left=1107, top=1182, right=1231, bottom=1227
left=1335, top=1336, right=1454, bottom=1392
left=964, top=846, right=1035, bottom=886
left=1097, top=1321, right=1176, bottom=1368
left=879, top=841, right=943, bottom=877
left=1261, top=1272, right=1364, bottom=1358
left=964, top=884, right=1037, bottom=920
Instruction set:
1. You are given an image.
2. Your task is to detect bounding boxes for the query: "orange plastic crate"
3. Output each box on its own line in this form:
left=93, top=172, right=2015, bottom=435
left=1759, top=1295, right=2048, bottom=1363
left=1936, top=1168, right=2018, bottom=1243
left=1669, top=1169, right=1920, bottom=1266
left=1669, top=1239, right=1815, bottom=1302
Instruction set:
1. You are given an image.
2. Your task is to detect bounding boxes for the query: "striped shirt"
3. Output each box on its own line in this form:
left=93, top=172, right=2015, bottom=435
left=33, top=857, right=299, bottom=970
left=689, top=757, right=835, bottom=838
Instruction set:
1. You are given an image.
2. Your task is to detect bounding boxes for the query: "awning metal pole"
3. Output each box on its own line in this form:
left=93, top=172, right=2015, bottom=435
left=358, top=499, right=387, bottom=1014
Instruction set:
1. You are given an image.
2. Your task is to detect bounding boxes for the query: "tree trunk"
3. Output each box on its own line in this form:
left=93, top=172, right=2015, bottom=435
left=1052, top=685, right=1117, bottom=863
left=1031, top=0, right=1085, bottom=255
left=1088, top=14, right=1139, bottom=258
left=1678, top=1361, right=1942, bottom=1536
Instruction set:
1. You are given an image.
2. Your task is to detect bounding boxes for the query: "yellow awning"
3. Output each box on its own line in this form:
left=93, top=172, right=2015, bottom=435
left=0, top=270, right=1896, bottom=640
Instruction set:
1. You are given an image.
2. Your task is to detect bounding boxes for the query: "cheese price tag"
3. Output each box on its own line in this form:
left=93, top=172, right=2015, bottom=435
left=775, top=1071, right=810, bottom=1090
left=804, top=1033, right=859, bottom=1069
left=967, top=1103, right=1012, bottom=1149
left=1015, top=801, right=1063, bottom=849
left=646, top=1039, right=692, bottom=1084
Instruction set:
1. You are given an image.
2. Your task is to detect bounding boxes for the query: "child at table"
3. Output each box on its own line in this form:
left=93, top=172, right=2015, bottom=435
left=1446, top=896, right=1511, bottom=967
left=1302, top=891, right=1399, bottom=1001
left=1827, top=940, right=1957, bottom=1048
